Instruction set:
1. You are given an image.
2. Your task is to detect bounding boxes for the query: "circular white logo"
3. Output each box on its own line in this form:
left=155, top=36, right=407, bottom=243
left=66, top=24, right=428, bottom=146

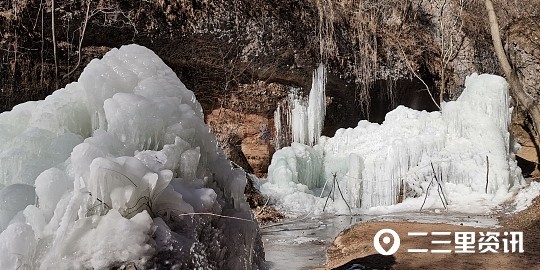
left=374, top=228, right=401, bottom=255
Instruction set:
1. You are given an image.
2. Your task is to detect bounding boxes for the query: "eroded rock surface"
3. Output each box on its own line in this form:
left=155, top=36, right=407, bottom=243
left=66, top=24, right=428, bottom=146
left=2, top=0, right=540, bottom=174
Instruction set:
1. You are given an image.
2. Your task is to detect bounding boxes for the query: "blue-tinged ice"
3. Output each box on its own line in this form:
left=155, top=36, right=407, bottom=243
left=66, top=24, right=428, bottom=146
left=264, top=73, right=523, bottom=214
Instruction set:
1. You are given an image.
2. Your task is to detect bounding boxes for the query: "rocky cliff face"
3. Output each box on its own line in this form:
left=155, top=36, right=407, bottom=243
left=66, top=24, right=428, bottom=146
left=507, top=17, right=540, bottom=176
left=1, top=0, right=539, bottom=175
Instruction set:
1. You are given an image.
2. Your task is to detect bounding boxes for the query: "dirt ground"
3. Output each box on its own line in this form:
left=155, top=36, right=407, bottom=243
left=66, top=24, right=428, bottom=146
left=318, top=196, right=540, bottom=270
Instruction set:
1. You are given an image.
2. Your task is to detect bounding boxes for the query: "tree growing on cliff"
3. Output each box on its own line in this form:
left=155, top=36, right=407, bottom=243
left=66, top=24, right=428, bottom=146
left=435, top=0, right=467, bottom=103
left=484, top=0, right=540, bottom=141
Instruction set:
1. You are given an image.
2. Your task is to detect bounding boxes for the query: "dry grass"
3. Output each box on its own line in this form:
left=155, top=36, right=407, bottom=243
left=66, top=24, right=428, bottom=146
left=254, top=206, right=285, bottom=224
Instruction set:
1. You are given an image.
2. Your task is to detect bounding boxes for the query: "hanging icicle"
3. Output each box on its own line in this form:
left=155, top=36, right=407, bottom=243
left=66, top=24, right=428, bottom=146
left=307, top=63, right=327, bottom=146
left=273, top=64, right=327, bottom=149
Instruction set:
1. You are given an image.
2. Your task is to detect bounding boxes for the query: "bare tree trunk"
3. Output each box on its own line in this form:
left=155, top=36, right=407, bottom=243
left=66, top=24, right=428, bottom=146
left=440, top=67, right=445, bottom=103
left=485, top=0, right=540, bottom=139
left=64, top=0, right=92, bottom=79
left=52, top=0, right=58, bottom=88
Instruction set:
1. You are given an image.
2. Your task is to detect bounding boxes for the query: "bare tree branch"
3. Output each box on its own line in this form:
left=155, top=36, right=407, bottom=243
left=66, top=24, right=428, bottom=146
left=485, top=0, right=540, bottom=140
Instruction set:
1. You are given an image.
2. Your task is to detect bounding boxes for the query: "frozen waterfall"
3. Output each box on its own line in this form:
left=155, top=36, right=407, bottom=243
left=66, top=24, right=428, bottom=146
left=0, top=45, right=263, bottom=270
left=264, top=73, right=524, bottom=214
left=307, top=63, right=327, bottom=146
left=274, top=63, right=326, bottom=149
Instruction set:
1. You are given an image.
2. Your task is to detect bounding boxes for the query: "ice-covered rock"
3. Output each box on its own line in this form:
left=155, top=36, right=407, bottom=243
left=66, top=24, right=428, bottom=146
left=0, top=44, right=262, bottom=269
left=267, top=142, right=324, bottom=189
left=34, top=169, right=72, bottom=220
left=0, top=223, right=36, bottom=269
left=264, top=73, right=524, bottom=214
left=40, top=210, right=154, bottom=270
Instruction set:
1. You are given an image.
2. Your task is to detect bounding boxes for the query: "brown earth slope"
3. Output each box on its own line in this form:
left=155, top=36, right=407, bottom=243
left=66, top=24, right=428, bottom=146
left=321, top=190, right=540, bottom=270
left=321, top=219, right=538, bottom=270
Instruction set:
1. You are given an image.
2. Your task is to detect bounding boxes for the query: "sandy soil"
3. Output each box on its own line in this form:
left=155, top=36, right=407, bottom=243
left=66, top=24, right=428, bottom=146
left=317, top=196, right=540, bottom=270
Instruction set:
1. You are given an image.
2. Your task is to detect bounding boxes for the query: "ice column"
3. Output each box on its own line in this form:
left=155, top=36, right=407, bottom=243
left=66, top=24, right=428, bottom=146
left=290, top=91, right=309, bottom=144
left=273, top=88, right=297, bottom=150
left=274, top=64, right=327, bottom=148
left=274, top=103, right=283, bottom=150
left=307, top=63, right=327, bottom=146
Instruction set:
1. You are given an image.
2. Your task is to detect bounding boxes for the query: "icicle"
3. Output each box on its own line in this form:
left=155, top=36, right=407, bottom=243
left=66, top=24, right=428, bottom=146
left=290, top=91, right=309, bottom=144
left=307, top=63, right=327, bottom=146
left=274, top=103, right=282, bottom=150
left=266, top=73, right=522, bottom=212
left=277, top=64, right=327, bottom=147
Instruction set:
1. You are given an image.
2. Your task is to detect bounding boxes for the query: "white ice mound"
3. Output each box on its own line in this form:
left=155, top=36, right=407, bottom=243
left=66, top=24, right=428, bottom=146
left=264, top=73, right=524, bottom=214
left=0, top=44, right=262, bottom=270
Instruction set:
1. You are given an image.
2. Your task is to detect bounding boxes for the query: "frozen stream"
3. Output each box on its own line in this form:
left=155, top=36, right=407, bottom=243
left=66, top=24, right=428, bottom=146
left=261, top=212, right=499, bottom=269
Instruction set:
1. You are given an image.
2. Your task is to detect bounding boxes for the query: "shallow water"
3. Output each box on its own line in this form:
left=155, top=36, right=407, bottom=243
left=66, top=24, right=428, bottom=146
left=261, top=215, right=362, bottom=270
left=261, top=212, right=499, bottom=269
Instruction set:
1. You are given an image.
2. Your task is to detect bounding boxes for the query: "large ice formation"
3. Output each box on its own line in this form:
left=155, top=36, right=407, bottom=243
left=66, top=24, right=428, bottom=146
left=0, top=45, right=263, bottom=269
left=264, top=73, right=524, bottom=214
left=274, top=63, right=326, bottom=148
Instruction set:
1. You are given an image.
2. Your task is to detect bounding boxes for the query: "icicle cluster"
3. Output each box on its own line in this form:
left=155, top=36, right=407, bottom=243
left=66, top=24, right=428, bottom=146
left=265, top=73, right=523, bottom=212
left=274, top=64, right=327, bottom=149
left=274, top=102, right=283, bottom=150
left=307, top=63, right=327, bottom=146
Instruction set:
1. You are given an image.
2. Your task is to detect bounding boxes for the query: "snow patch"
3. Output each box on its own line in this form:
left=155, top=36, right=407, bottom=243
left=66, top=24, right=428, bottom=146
left=513, top=181, right=540, bottom=213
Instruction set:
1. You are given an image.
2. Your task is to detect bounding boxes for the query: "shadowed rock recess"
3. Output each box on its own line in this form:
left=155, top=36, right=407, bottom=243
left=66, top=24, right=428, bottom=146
left=1, top=1, right=539, bottom=178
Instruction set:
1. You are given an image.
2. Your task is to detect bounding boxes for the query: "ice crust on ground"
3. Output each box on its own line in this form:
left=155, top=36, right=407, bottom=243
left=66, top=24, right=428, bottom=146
left=264, top=73, right=524, bottom=215
left=513, top=181, right=540, bottom=213
left=0, top=45, right=262, bottom=270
